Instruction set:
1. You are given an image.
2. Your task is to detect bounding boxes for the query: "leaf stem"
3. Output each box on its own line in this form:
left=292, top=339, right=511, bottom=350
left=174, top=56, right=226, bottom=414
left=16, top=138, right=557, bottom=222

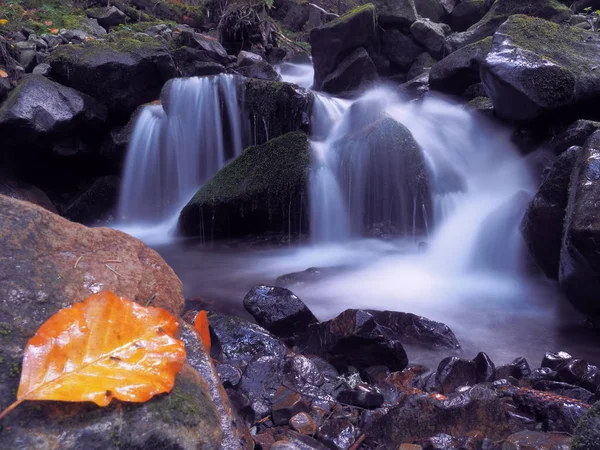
left=0, top=398, right=24, bottom=421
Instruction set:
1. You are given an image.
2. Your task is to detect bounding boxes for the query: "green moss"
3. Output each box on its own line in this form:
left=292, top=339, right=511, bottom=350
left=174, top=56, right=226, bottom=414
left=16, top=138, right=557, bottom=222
left=8, top=362, right=20, bottom=378
left=571, top=402, right=600, bottom=450
left=191, top=132, right=310, bottom=205
left=486, top=0, right=569, bottom=19
left=326, top=3, right=376, bottom=28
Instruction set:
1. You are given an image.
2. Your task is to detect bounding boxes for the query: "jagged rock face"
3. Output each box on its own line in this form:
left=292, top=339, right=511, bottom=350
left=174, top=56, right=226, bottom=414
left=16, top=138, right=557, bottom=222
left=446, top=0, right=571, bottom=52
left=560, top=131, right=600, bottom=319
left=522, top=146, right=581, bottom=279
left=481, top=15, right=600, bottom=121
left=178, top=131, right=311, bottom=240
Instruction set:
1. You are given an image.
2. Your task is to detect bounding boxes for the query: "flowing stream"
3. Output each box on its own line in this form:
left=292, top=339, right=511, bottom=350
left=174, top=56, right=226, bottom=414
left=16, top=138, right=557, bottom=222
left=115, top=65, right=600, bottom=366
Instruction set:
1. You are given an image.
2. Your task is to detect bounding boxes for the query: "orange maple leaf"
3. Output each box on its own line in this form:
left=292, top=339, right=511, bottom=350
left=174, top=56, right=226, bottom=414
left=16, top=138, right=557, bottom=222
left=0, top=69, right=8, bottom=79
left=0, top=292, right=186, bottom=420
left=195, top=310, right=211, bottom=352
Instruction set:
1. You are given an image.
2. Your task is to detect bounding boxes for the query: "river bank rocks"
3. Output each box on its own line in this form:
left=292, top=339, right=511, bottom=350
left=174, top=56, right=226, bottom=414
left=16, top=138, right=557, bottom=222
left=0, top=195, right=226, bottom=449
left=178, top=131, right=311, bottom=241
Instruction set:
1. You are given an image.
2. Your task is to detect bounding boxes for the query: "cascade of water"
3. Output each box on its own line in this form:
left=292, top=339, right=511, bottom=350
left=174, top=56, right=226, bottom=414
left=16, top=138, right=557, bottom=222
left=116, top=75, right=243, bottom=244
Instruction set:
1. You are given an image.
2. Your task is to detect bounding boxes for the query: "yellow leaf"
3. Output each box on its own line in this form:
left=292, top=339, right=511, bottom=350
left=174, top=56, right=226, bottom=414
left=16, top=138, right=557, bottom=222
left=0, top=292, right=186, bottom=420
left=0, top=19, right=8, bottom=25
left=0, top=69, right=7, bottom=79
left=50, top=28, right=59, bottom=34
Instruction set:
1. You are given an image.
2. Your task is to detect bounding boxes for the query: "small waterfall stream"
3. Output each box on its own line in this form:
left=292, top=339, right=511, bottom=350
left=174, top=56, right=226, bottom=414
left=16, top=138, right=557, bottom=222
left=116, top=75, right=243, bottom=243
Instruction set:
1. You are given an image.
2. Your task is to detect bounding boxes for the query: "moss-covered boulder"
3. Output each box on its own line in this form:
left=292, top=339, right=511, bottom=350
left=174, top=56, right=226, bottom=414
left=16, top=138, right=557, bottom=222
left=334, top=117, right=431, bottom=236
left=310, top=4, right=378, bottom=92
left=560, top=131, right=600, bottom=320
left=48, top=38, right=178, bottom=123
left=446, top=0, right=571, bottom=51
left=429, top=37, right=492, bottom=95
left=481, top=15, right=600, bottom=121
left=571, top=401, right=600, bottom=450
left=241, top=78, right=313, bottom=146
left=178, top=132, right=311, bottom=240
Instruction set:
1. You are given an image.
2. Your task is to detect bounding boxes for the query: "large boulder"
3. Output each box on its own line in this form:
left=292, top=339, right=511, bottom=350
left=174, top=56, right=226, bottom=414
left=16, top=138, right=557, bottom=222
left=429, top=36, right=491, bottom=95
left=446, top=0, right=571, bottom=52
left=560, top=131, right=600, bottom=319
left=85, top=6, right=127, bottom=29
left=522, top=146, right=581, bottom=279
left=549, top=120, right=600, bottom=155
left=241, top=78, right=313, bottom=146
left=374, top=0, right=417, bottom=26
left=415, top=0, right=446, bottom=22
left=310, top=4, right=378, bottom=92
left=320, top=46, right=378, bottom=94
left=334, top=117, right=431, bottom=236
left=0, top=195, right=224, bottom=449
left=481, top=15, right=600, bottom=122
left=178, top=132, right=311, bottom=240
left=410, top=18, right=450, bottom=59
left=62, top=175, right=120, bottom=225
left=48, top=39, right=178, bottom=122
left=380, top=28, right=426, bottom=71
left=571, top=401, right=600, bottom=450
left=447, top=0, right=490, bottom=32
left=0, top=176, right=57, bottom=213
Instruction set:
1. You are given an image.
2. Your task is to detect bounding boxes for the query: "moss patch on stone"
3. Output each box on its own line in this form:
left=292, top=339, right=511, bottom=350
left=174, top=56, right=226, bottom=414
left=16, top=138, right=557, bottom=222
left=326, top=3, right=376, bottom=29
left=572, top=402, right=600, bottom=450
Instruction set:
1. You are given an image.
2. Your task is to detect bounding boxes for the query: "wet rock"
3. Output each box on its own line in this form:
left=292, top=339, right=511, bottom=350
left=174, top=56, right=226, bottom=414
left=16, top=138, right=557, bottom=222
left=366, top=385, right=511, bottom=447
left=381, top=28, right=426, bottom=71
left=473, top=352, right=496, bottom=383
left=208, top=312, right=287, bottom=362
left=241, top=78, right=313, bottom=145
left=481, top=15, right=599, bottom=121
left=556, top=359, right=600, bottom=392
left=429, top=37, right=491, bottom=95
left=571, top=401, right=600, bottom=450
left=542, top=351, right=574, bottom=371
left=216, top=362, right=244, bottom=388
left=172, top=47, right=226, bottom=77
left=448, top=0, right=489, bottom=31
left=376, top=0, right=418, bottom=26
left=48, top=40, right=177, bottom=122
left=272, top=387, right=311, bottom=425
left=290, top=412, right=318, bottom=436
left=560, top=131, right=600, bottom=319
left=503, top=430, right=570, bottom=450
left=175, top=32, right=229, bottom=65
left=446, top=0, right=571, bottom=52
left=549, top=120, right=600, bottom=155
left=179, top=132, right=311, bottom=240
left=276, top=267, right=345, bottom=288
left=0, top=177, right=56, bottom=213
left=86, top=6, right=127, bottom=29
left=62, top=175, right=120, bottom=225
left=15, top=41, right=37, bottom=72
left=530, top=367, right=557, bottom=383
left=533, top=381, right=596, bottom=404
left=237, top=61, right=282, bottom=81
left=334, top=383, right=384, bottom=409
left=496, top=358, right=531, bottom=381
left=32, top=62, right=51, bottom=76
left=437, top=357, right=478, bottom=394
left=321, top=46, right=378, bottom=94
left=238, top=50, right=264, bottom=67
left=0, top=196, right=223, bottom=448
left=239, top=356, right=286, bottom=422
left=398, top=71, right=430, bottom=100
left=310, top=4, right=377, bottom=92
left=407, top=52, right=436, bottom=80
left=410, top=18, right=450, bottom=59
left=416, top=0, right=446, bottom=22
left=317, top=418, right=356, bottom=450
left=522, top=147, right=581, bottom=279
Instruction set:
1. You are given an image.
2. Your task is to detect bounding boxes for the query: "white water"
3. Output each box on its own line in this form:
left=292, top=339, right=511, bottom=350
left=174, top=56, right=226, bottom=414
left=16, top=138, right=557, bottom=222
left=116, top=75, right=243, bottom=244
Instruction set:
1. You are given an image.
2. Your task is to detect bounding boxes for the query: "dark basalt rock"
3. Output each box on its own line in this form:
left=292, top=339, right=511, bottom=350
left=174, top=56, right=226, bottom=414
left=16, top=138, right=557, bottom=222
left=276, top=267, right=346, bottom=288
left=366, top=385, right=511, bottom=447
left=178, top=132, right=311, bottom=240
left=533, top=381, right=596, bottom=403
left=238, top=355, right=286, bottom=422
left=522, top=146, right=581, bottom=279
left=542, top=351, right=574, bottom=371
left=410, top=18, right=450, bottom=59
left=530, top=367, right=558, bottom=382
left=549, top=120, right=600, bottom=155
left=446, top=0, right=571, bottom=52
left=290, top=412, right=318, bottom=436
left=310, top=4, right=377, bottom=92
left=473, top=352, right=496, bottom=383
left=272, top=387, right=311, bottom=425
left=560, top=131, right=600, bottom=319
left=429, top=37, right=492, bottom=95
left=571, top=401, right=600, bottom=450
left=208, top=312, right=287, bottom=362
left=317, top=418, right=356, bottom=450
left=172, top=47, right=226, bottom=77
left=243, top=285, right=319, bottom=338
left=496, top=357, right=531, bottom=381
left=236, top=61, right=282, bottom=81
left=437, top=357, right=478, bottom=394
left=321, top=46, right=378, bottom=94
left=86, top=6, right=127, bottom=29
left=447, top=0, right=490, bottom=31
left=62, top=175, right=120, bottom=225
left=334, top=383, right=384, bottom=409
left=556, top=359, right=600, bottom=392
left=407, top=52, right=436, bottom=80
left=480, top=15, right=600, bottom=122
left=375, top=0, right=417, bottom=26
left=380, top=28, right=426, bottom=72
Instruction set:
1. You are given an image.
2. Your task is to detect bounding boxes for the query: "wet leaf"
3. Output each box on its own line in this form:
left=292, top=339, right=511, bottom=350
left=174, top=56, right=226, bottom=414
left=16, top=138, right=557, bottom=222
left=0, top=19, right=8, bottom=25
left=195, top=310, right=211, bottom=352
left=0, top=69, right=7, bottom=78
left=0, top=292, right=186, bottom=420
left=44, top=20, right=52, bottom=26
left=50, top=28, right=59, bottom=34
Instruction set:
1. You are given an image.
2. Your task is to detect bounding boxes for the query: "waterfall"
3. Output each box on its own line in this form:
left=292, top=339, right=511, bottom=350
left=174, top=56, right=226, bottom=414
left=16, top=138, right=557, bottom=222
left=116, top=75, right=243, bottom=244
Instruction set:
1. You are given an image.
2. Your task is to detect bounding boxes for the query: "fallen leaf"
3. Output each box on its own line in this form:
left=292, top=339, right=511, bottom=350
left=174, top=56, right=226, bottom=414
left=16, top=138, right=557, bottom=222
left=195, top=310, right=211, bottom=352
left=0, top=69, right=7, bottom=78
left=0, top=19, right=8, bottom=25
left=50, top=28, right=59, bottom=34
left=44, top=20, right=52, bottom=26
left=0, top=292, right=186, bottom=421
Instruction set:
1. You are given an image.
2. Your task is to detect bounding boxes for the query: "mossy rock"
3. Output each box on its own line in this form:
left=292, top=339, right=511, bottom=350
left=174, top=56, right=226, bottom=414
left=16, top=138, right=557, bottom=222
left=179, top=132, right=311, bottom=240
left=480, top=15, right=600, bottom=121
left=242, top=78, right=313, bottom=145
left=572, top=401, right=600, bottom=450
left=446, top=0, right=571, bottom=51
left=47, top=39, right=177, bottom=123
left=310, top=3, right=378, bottom=91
